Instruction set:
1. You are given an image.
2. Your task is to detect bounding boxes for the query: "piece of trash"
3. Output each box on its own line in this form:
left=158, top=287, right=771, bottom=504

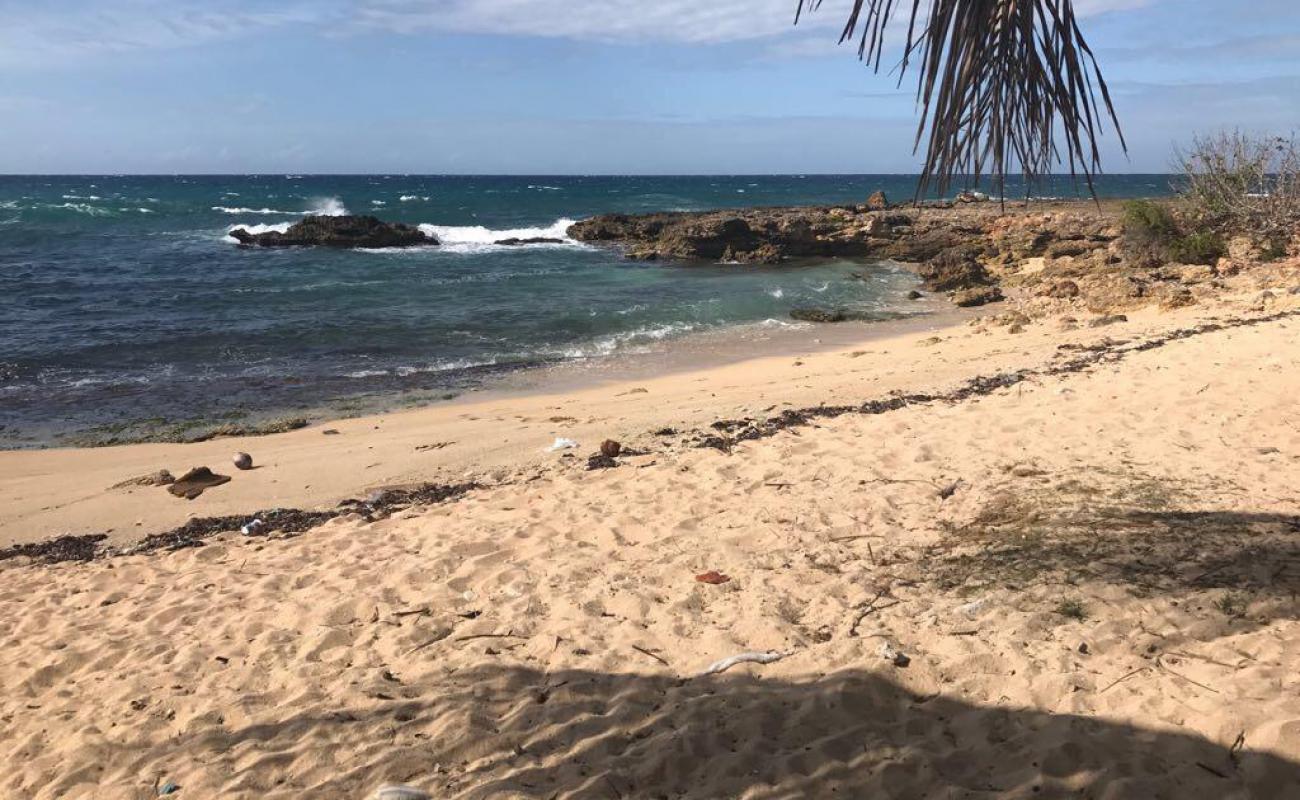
left=372, top=785, right=431, bottom=800
left=695, top=570, right=731, bottom=585
left=879, top=642, right=910, bottom=668
left=240, top=518, right=267, bottom=537
left=322, top=428, right=341, bottom=435
left=157, top=781, right=180, bottom=796
left=548, top=437, right=579, bottom=452
left=695, top=650, right=785, bottom=678
left=167, top=467, right=231, bottom=500
left=600, top=439, right=622, bottom=457
left=232, top=452, right=253, bottom=470
left=955, top=598, right=988, bottom=618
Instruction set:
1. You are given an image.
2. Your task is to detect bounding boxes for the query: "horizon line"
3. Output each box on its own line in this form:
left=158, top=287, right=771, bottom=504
left=0, top=172, right=1178, bottom=179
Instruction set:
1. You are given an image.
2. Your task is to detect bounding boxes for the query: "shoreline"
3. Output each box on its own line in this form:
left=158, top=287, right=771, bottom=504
left=0, top=300, right=974, bottom=549
left=0, top=286, right=1288, bottom=551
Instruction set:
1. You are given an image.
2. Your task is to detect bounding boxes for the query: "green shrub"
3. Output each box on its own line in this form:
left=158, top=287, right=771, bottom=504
left=1168, top=232, right=1227, bottom=265
left=1121, top=200, right=1179, bottom=267
left=1121, top=199, right=1178, bottom=239
left=1261, top=238, right=1289, bottom=262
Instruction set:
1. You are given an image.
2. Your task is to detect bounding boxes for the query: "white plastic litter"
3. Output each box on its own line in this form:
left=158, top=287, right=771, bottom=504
left=955, top=598, right=989, bottom=618
left=548, top=437, right=579, bottom=451
left=694, top=650, right=785, bottom=678
left=240, top=518, right=267, bottom=537
left=372, top=785, right=431, bottom=800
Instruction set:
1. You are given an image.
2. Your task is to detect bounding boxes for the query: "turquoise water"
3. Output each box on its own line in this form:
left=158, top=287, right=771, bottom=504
left=0, top=174, right=1174, bottom=445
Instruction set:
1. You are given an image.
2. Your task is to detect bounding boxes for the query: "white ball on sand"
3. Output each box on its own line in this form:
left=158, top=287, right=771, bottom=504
left=232, top=452, right=253, bottom=470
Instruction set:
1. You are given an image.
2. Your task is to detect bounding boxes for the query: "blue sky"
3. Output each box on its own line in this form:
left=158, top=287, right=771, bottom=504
left=1, top=0, right=1297, bottom=174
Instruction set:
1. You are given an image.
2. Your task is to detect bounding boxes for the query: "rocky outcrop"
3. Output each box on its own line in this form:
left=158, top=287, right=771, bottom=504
left=565, top=201, right=1152, bottom=311
left=230, top=216, right=434, bottom=248
left=952, top=286, right=1005, bottom=307
left=566, top=205, right=977, bottom=265
left=866, top=190, right=889, bottom=210
left=916, top=248, right=992, bottom=292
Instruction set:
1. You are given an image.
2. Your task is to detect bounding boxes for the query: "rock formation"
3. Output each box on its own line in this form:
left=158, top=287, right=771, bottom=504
left=230, top=216, right=435, bottom=248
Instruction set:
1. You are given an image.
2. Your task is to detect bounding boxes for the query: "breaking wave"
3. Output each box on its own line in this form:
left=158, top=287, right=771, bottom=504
left=213, top=206, right=298, bottom=215
left=214, top=196, right=349, bottom=216
left=418, top=218, right=580, bottom=253
left=223, top=221, right=292, bottom=243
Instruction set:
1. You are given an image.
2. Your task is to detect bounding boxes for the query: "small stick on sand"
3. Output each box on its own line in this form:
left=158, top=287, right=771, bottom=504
left=694, top=650, right=785, bottom=678
left=1157, top=654, right=1220, bottom=694
left=456, top=632, right=529, bottom=642
left=1098, top=666, right=1149, bottom=694
left=632, top=645, right=669, bottom=666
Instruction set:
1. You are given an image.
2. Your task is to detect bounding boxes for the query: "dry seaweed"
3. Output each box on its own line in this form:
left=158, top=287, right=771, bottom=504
left=0, top=534, right=108, bottom=565
left=4, top=482, right=477, bottom=566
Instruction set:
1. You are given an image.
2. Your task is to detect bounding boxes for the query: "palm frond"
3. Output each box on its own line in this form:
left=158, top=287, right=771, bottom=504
left=795, top=0, right=1126, bottom=199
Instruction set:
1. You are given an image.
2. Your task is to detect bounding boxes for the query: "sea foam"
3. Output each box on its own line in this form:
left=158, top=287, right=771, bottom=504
left=418, top=218, right=580, bottom=253
left=215, top=196, right=349, bottom=216
left=223, top=221, right=293, bottom=243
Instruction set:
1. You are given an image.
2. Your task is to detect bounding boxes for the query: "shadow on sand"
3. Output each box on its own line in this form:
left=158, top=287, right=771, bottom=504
left=178, top=663, right=1300, bottom=799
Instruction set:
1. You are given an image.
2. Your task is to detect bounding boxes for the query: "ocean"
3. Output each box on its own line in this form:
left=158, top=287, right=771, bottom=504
left=0, top=174, right=1174, bottom=446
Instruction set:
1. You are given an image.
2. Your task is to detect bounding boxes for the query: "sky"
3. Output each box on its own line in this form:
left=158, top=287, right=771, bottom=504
left=0, top=0, right=1297, bottom=174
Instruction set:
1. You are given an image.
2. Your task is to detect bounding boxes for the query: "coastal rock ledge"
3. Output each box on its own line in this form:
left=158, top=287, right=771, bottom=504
left=230, top=215, right=436, bottom=248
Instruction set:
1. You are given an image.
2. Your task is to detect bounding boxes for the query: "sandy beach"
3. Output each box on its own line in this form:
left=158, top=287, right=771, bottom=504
left=3, top=262, right=1299, bottom=797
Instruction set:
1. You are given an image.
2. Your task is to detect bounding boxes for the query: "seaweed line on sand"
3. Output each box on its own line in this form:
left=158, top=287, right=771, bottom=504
left=0, top=483, right=477, bottom=566
left=694, top=309, right=1300, bottom=450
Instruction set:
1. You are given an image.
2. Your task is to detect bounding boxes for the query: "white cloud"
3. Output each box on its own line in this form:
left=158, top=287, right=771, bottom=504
left=0, top=1, right=342, bottom=65
left=355, top=0, right=1157, bottom=44
left=354, top=0, right=830, bottom=44
left=0, top=0, right=1161, bottom=66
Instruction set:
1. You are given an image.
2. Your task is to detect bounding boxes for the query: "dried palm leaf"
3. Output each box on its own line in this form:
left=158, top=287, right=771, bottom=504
left=796, top=0, right=1126, bottom=199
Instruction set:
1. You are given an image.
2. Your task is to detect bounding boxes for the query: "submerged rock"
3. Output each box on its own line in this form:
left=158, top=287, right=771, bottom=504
left=790, top=308, right=850, bottom=323
left=230, top=215, right=435, bottom=249
left=493, top=236, right=566, bottom=246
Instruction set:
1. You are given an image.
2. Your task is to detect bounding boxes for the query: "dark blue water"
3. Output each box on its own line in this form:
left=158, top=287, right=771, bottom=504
left=0, top=174, right=1174, bottom=446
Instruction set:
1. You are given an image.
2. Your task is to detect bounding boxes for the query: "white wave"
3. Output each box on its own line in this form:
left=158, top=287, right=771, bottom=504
left=213, top=206, right=298, bottom=215
left=224, top=221, right=292, bottom=243
left=307, top=196, right=348, bottom=216
left=811, top=282, right=830, bottom=293
left=62, top=194, right=101, bottom=200
left=418, top=218, right=581, bottom=254
left=344, top=358, right=500, bottom=379
left=767, top=288, right=784, bottom=299
left=0, top=200, right=17, bottom=209
left=400, top=195, right=429, bottom=202
left=558, top=323, right=696, bottom=359
left=527, top=185, right=561, bottom=191
left=371, top=200, right=386, bottom=206
left=51, top=202, right=112, bottom=216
